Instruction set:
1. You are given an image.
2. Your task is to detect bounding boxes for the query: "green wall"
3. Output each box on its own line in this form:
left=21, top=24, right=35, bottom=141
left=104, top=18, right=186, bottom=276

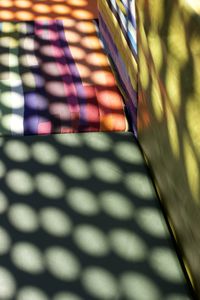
left=136, top=0, right=200, bottom=295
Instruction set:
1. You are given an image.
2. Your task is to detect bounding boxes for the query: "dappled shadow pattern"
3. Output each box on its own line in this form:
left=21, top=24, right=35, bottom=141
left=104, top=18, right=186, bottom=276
left=0, top=20, right=127, bottom=135
left=136, top=0, right=200, bottom=295
left=0, top=0, right=98, bottom=21
left=0, top=132, right=192, bottom=299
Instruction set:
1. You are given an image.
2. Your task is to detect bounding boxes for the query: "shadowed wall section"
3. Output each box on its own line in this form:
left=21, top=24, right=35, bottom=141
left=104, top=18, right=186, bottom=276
left=136, top=0, right=200, bottom=295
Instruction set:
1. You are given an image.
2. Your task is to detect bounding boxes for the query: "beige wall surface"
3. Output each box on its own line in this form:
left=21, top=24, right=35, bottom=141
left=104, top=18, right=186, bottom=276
left=136, top=0, right=200, bottom=296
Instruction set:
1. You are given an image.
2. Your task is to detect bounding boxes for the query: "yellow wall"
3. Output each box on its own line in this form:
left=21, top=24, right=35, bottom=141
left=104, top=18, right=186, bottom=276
left=136, top=0, right=200, bottom=295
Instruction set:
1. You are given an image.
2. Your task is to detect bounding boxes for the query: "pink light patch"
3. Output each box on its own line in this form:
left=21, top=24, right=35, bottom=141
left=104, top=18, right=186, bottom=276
left=38, top=121, right=52, bottom=134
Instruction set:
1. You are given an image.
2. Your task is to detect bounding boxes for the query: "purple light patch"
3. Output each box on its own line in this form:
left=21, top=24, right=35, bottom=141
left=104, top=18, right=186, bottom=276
left=26, top=93, right=48, bottom=110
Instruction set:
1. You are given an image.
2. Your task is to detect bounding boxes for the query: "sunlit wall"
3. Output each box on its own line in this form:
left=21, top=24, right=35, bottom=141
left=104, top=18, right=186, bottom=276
left=136, top=0, right=200, bottom=295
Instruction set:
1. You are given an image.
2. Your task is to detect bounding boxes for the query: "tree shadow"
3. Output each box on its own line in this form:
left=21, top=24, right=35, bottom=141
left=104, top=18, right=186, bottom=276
left=136, top=0, right=200, bottom=296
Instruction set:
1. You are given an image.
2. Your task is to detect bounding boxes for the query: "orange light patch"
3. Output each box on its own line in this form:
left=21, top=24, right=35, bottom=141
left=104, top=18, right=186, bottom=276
left=0, top=10, right=14, bottom=19
left=72, top=9, right=93, bottom=19
left=0, top=1, right=13, bottom=8
left=68, top=46, right=86, bottom=60
left=76, top=21, right=95, bottom=34
left=35, top=15, right=51, bottom=20
left=0, top=0, right=98, bottom=21
left=81, top=36, right=101, bottom=50
left=15, top=11, right=34, bottom=20
left=52, top=4, right=70, bottom=14
left=92, top=71, right=116, bottom=86
left=101, top=115, right=114, bottom=131
left=62, top=19, right=76, bottom=28
left=33, top=4, right=51, bottom=14
left=15, top=0, right=32, bottom=8
left=98, top=91, right=123, bottom=109
left=100, top=110, right=124, bottom=131
left=86, top=53, right=108, bottom=67
left=101, top=114, right=126, bottom=131
left=113, top=114, right=127, bottom=131
left=76, top=63, right=91, bottom=79
left=67, top=0, right=87, bottom=7
left=64, top=30, right=80, bottom=43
